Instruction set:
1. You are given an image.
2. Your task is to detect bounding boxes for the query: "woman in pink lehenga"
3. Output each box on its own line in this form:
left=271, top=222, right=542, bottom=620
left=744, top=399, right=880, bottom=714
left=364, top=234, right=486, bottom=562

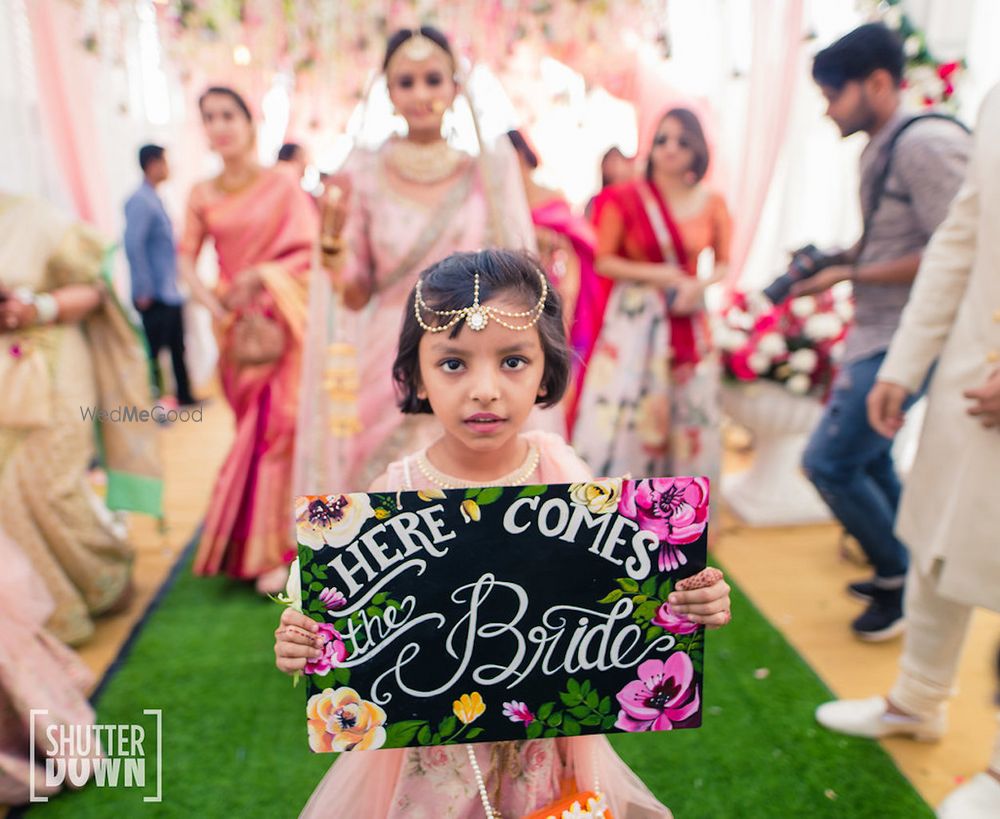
left=179, top=87, right=319, bottom=594
left=294, top=26, right=548, bottom=500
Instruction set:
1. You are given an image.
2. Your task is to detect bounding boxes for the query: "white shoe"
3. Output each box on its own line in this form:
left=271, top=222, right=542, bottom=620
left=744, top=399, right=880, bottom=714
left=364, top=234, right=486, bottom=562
left=815, top=696, right=945, bottom=741
left=937, top=773, right=1000, bottom=818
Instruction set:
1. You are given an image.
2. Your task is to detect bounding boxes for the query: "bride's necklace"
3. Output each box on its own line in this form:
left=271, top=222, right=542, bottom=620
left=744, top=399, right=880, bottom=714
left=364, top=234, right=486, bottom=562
left=415, top=444, right=540, bottom=490
left=386, top=138, right=463, bottom=185
left=214, top=165, right=261, bottom=195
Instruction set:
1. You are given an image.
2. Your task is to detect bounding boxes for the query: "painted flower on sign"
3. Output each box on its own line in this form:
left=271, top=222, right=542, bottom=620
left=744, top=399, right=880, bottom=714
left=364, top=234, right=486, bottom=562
left=569, top=479, right=623, bottom=515
left=501, top=700, right=535, bottom=725
left=618, top=478, right=709, bottom=571
left=295, top=493, right=374, bottom=550
left=318, top=586, right=347, bottom=611
left=304, top=623, right=348, bottom=676
left=453, top=692, right=486, bottom=725
left=460, top=499, right=481, bottom=523
left=307, top=687, right=387, bottom=752
left=650, top=600, right=699, bottom=635
left=615, top=655, right=701, bottom=732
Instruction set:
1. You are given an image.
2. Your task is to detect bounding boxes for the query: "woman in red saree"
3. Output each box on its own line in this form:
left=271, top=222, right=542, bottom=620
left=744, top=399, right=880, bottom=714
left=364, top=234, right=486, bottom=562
left=572, top=108, right=731, bottom=484
left=179, top=87, right=318, bottom=594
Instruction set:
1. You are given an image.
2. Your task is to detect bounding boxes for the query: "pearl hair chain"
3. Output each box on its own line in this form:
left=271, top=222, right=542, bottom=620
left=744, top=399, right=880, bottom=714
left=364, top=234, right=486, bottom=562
left=414, top=270, right=548, bottom=334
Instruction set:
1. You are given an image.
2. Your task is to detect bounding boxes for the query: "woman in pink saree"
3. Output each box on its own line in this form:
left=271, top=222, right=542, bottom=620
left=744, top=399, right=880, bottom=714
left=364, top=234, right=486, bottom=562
left=179, top=87, right=318, bottom=594
left=295, top=27, right=542, bottom=498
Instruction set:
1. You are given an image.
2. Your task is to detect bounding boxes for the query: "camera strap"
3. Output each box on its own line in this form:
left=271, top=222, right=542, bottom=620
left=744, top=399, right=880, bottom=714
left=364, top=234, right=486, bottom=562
left=858, top=112, right=971, bottom=257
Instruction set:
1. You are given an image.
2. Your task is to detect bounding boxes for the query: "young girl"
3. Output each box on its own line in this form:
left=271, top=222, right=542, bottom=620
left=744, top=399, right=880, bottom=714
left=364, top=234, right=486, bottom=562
left=276, top=249, right=732, bottom=818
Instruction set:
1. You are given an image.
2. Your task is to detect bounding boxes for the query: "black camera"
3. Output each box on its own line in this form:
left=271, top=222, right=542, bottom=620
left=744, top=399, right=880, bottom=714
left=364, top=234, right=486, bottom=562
left=763, top=244, right=837, bottom=304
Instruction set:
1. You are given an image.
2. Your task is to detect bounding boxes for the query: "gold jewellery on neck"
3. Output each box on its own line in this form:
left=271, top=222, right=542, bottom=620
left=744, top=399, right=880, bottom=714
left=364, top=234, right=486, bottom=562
left=414, top=270, right=548, bottom=334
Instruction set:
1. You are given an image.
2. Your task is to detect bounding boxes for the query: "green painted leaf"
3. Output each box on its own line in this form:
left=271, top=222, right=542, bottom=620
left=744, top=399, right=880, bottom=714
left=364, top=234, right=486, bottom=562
left=645, top=625, right=665, bottom=643
left=438, top=716, right=457, bottom=736
left=597, top=589, right=624, bottom=604
left=301, top=570, right=313, bottom=585
left=466, top=727, right=484, bottom=739
left=585, top=690, right=599, bottom=708
left=538, top=702, right=555, bottom=720
left=547, top=711, right=563, bottom=727
left=312, top=566, right=327, bottom=580
left=602, top=715, right=617, bottom=730
left=431, top=732, right=442, bottom=745
left=632, top=594, right=648, bottom=604
left=366, top=606, right=383, bottom=618
left=580, top=680, right=592, bottom=696
left=309, top=581, right=323, bottom=592
left=417, top=725, right=433, bottom=745
left=641, top=576, right=658, bottom=597
left=599, top=696, right=612, bottom=714
left=657, top=580, right=673, bottom=600
left=464, top=488, right=480, bottom=499
left=384, top=720, right=426, bottom=747
left=526, top=720, right=544, bottom=739
left=476, top=487, right=504, bottom=506
left=543, top=728, right=560, bottom=738
left=559, top=692, right=581, bottom=707
left=569, top=705, right=591, bottom=719
left=372, top=592, right=388, bottom=605
left=616, top=577, right=640, bottom=593
left=563, top=717, right=581, bottom=736
left=635, top=601, right=660, bottom=621
left=516, top=485, right=548, bottom=498
left=581, top=714, right=602, bottom=726
left=567, top=678, right=581, bottom=696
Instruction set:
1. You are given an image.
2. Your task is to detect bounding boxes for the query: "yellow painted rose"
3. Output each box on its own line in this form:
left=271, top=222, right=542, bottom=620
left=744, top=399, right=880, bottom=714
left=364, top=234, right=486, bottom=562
left=307, top=687, right=387, bottom=752
left=460, top=499, right=481, bottom=523
left=569, top=479, right=623, bottom=515
left=452, top=692, right=486, bottom=725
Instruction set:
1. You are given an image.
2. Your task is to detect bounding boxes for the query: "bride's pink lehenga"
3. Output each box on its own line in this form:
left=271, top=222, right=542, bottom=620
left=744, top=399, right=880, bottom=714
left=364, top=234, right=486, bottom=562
left=298, top=431, right=671, bottom=819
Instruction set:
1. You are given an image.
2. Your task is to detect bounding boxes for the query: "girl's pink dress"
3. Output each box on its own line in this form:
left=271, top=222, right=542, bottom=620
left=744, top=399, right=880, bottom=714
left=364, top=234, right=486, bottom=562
left=299, top=431, right=671, bottom=818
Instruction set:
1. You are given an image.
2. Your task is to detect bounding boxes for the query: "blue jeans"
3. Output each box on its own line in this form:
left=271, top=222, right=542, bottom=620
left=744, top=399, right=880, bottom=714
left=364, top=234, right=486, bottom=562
left=802, top=351, right=925, bottom=580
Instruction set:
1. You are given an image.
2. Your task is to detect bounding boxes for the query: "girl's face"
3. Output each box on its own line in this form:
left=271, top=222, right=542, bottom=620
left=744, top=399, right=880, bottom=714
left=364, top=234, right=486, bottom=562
left=386, top=49, right=457, bottom=139
left=200, top=93, right=254, bottom=159
left=416, top=296, right=546, bottom=456
left=649, top=116, right=694, bottom=178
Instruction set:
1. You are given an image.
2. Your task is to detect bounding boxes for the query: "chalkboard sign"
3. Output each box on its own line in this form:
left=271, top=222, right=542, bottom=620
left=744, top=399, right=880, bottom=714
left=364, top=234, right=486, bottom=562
left=295, top=478, right=709, bottom=753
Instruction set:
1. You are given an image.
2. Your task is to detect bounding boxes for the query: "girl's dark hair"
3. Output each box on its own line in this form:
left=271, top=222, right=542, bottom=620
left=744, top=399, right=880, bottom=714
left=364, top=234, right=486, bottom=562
left=506, top=129, right=538, bottom=169
left=601, top=146, right=626, bottom=188
left=393, top=249, right=570, bottom=415
left=645, top=107, right=710, bottom=183
left=383, top=26, right=454, bottom=71
left=198, top=86, right=253, bottom=121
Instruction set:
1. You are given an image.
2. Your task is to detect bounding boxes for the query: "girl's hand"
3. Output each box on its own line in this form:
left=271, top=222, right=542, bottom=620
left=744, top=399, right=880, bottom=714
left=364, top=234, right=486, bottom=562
left=670, top=277, right=706, bottom=316
left=669, top=567, right=731, bottom=629
left=274, top=607, right=322, bottom=675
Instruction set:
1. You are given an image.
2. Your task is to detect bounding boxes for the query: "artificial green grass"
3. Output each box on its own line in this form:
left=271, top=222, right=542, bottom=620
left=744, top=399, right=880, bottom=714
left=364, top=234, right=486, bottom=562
left=26, top=549, right=932, bottom=819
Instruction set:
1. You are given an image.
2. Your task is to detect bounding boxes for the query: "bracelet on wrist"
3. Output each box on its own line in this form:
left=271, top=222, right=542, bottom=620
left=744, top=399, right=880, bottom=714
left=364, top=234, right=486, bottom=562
left=35, top=292, right=59, bottom=324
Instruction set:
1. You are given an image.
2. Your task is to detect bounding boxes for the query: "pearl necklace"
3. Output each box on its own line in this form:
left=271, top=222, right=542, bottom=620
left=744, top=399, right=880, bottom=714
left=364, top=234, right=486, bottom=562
left=386, top=138, right=464, bottom=184
left=414, top=444, right=540, bottom=490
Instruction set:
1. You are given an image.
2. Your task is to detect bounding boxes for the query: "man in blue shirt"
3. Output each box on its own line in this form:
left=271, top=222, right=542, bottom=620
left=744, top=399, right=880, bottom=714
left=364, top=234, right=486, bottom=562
left=124, top=144, right=196, bottom=406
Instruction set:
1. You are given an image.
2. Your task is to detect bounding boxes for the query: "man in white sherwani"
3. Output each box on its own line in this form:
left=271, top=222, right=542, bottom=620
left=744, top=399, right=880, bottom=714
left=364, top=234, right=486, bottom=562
left=815, top=82, right=1000, bottom=818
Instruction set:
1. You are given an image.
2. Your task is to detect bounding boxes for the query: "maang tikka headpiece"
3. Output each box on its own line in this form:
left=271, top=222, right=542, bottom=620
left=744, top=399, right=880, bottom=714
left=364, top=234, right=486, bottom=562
left=387, top=31, right=454, bottom=73
left=414, top=270, right=548, bottom=333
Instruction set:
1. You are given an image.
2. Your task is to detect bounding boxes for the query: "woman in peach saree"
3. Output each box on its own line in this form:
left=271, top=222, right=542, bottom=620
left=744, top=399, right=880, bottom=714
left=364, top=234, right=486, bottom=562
left=179, top=87, right=319, bottom=594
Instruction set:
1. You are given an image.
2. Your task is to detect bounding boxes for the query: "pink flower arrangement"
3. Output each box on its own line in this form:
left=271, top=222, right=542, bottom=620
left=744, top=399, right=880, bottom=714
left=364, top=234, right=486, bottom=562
left=615, top=655, right=701, bottom=732
left=618, top=478, right=709, bottom=571
left=304, top=623, right=348, bottom=677
left=651, top=601, right=699, bottom=635
left=718, top=290, right=850, bottom=398
left=501, top=701, right=535, bottom=725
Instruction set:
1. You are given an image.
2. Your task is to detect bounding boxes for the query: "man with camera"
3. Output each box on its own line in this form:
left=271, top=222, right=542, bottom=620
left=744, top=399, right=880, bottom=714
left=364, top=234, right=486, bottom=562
left=789, top=24, right=971, bottom=641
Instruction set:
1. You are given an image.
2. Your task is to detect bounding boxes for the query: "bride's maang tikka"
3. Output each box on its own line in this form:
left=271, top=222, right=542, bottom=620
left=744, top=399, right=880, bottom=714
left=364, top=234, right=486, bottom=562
left=414, top=270, right=548, bottom=334
left=387, top=30, right=453, bottom=72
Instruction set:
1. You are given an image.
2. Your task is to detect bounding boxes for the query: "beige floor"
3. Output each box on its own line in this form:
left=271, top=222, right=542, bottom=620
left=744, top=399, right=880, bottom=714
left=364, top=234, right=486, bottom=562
left=22, top=401, right=1000, bottom=812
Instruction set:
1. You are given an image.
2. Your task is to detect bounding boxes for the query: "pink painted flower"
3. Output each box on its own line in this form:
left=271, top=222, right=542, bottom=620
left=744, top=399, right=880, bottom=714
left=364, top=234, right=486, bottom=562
left=651, top=601, right=699, bottom=635
left=319, top=586, right=347, bottom=611
left=501, top=700, right=535, bottom=725
left=304, top=623, right=348, bottom=677
left=618, top=478, right=709, bottom=571
left=615, top=655, right=701, bottom=732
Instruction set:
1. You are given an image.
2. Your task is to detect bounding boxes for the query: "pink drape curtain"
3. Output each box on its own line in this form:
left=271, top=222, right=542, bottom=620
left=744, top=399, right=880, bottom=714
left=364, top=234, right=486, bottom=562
left=725, top=0, right=804, bottom=292
left=26, top=0, right=113, bottom=234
